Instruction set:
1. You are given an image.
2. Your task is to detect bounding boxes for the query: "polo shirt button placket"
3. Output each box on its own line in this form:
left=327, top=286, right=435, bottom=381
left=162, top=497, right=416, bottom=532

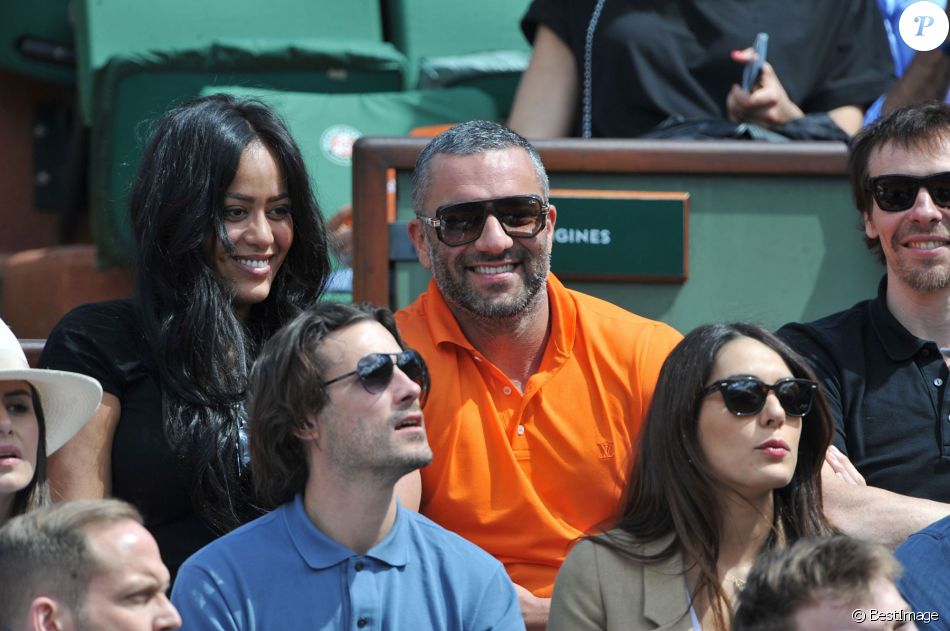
left=354, top=561, right=364, bottom=571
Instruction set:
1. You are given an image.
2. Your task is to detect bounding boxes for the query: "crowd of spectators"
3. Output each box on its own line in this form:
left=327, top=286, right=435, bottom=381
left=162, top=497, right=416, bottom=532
left=5, top=3, right=950, bottom=630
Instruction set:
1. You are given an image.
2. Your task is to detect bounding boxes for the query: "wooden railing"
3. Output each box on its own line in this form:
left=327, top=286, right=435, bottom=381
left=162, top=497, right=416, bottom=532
left=351, top=138, right=849, bottom=306
left=19, top=339, right=45, bottom=367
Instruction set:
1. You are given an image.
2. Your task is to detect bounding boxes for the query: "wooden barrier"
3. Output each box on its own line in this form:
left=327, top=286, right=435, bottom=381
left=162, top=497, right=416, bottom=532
left=352, top=138, right=862, bottom=332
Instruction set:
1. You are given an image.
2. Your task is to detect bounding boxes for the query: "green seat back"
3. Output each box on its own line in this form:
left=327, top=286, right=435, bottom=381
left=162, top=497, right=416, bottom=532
left=90, top=41, right=407, bottom=266
left=0, top=0, right=75, bottom=84
left=74, top=0, right=410, bottom=266
left=75, top=0, right=393, bottom=123
left=385, top=0, right=532, bottom=115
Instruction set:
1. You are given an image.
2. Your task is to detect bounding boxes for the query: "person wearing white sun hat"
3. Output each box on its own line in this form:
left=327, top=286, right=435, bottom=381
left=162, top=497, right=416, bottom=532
left=0, top=319, right=101, bottom=525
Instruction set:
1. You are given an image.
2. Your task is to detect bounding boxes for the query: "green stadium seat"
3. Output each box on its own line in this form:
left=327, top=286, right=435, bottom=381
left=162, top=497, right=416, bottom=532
left=385, top=0, right=532, bottom=116
left=74, top=0, right=408, bottom=266
left=0, top=0, right=75, bottom=84
left=75, top=0, right=405, bottom=125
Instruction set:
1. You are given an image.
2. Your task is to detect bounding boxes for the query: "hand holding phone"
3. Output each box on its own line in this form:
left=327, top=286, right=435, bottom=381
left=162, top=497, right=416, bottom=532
left=741, top=33, right=769, bottom=92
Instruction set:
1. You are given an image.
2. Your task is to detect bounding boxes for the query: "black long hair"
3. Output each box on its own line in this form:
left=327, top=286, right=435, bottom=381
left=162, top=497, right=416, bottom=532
left=600, top=323, right=835, bottom=631
left=130, top=94, right=330, bottom=532
left=6, top=386, right=49, bottom=520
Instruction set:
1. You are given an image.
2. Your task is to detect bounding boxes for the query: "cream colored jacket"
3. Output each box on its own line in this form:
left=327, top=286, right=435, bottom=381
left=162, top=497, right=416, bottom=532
left=549, top=532, right=696, bottom=631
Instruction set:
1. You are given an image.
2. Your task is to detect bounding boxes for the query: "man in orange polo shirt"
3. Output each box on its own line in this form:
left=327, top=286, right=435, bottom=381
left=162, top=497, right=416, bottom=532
left=395, top=120, right=682, bottom=629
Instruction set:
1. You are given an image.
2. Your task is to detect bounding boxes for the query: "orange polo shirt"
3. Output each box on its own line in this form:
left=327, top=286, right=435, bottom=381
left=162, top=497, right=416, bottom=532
left=395, top=275, right=681, bottom=597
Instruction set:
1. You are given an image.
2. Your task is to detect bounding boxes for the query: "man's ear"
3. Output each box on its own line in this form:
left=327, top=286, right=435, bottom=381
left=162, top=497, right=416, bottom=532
left=29, top=597, right=68, bottom=631
left=863, top=209, right=879, bottom=240
left=292, top=415, right=321, bottom=442
left=408, top=220, right=433, bottom=270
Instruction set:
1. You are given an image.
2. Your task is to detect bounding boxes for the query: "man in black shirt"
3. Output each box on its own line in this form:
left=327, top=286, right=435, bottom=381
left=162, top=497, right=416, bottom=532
left=779, top=102, right=950, bottom=546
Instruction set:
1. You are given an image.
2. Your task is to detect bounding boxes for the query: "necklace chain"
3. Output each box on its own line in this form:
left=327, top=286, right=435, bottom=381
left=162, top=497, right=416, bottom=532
left=726, top=573, right=746, bottom=591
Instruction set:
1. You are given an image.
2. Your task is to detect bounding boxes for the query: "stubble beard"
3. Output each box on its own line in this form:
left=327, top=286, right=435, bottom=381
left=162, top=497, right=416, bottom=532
left=427, top=237, right=551, bottom=323
left=328, top=412, right=434, bottom=483
left=890, top=228, right=950, bottom=292
left=897, top=263, right=950, bottom=292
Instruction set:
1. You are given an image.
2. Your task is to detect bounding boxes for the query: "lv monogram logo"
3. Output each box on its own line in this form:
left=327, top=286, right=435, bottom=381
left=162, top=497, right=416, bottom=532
left=597, top=441, right=615, bottom=459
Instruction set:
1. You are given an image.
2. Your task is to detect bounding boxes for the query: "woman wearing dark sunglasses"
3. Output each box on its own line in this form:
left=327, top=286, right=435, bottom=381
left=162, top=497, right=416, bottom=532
left=548, top=323, right=835, bottom=631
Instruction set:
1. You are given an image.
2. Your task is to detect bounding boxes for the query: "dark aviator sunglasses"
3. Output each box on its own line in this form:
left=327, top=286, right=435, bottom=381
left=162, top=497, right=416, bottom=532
left=324, top=350, right=430, bottom=407
left=702, top=376, right=817, bottom=417
left=416, top=194, right=550, bottom=247
left=867, top=172, right=950, bottom=212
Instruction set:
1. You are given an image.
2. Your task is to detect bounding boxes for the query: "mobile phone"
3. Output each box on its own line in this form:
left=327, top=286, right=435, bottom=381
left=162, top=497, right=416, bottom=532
left=741, top=32, right=769, bottom=92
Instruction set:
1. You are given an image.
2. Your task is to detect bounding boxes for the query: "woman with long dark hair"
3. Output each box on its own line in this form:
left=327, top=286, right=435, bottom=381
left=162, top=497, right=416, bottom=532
left=0, top=319, right=101, bottom=524
left=548, top=323, right=836, bottom=631
left=38, top=94, right=331, bottom=574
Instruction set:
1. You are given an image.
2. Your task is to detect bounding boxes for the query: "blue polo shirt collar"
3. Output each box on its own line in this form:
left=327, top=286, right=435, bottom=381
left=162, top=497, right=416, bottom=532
left=283, top=493, right=410, bottom=570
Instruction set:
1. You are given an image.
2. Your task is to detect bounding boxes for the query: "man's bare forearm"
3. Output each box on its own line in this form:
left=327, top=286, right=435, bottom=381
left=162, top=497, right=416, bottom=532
left=822, top=468, right=950, bottom=548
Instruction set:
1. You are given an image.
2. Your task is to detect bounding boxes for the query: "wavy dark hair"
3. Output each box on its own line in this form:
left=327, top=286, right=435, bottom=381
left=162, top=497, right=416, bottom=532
left=130, top=94, right=330, bottom=532
left=598, top=323, right=835, bottom=631
left=248, top=302, right=408, bottom=508
left=6, top=386, right=49, bottom=520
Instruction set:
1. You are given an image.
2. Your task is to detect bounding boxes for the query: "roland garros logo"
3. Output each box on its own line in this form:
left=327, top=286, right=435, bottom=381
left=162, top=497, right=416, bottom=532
left=321, top=125, right=362, bottom=166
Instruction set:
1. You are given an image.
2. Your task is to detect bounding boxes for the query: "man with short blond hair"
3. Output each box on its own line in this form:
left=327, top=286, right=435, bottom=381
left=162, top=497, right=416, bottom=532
left=0, top=498, right=181, bottom=631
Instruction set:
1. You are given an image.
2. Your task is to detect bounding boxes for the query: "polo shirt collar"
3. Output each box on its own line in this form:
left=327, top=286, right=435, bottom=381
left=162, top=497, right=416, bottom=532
left=869, top=276, right=929, bottom=362
left=422, top=274, right=577, bottom=362
left=283, top=494, right=410, bottom=570
left=422, top=278, right=475, bottom=352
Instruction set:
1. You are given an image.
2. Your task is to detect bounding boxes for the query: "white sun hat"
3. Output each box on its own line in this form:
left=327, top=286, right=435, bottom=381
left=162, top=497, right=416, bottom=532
left=0, top=318, right=102, bottom=454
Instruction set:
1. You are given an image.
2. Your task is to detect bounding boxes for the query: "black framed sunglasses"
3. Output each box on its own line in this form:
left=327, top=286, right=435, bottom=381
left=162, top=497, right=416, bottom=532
left=867, top=172, right=950, bottom=212
left=324, top=350, right=430, bottom=407
left=416, top=194, right=550, bottom=247
left=702, top=376, right=817, bottom=417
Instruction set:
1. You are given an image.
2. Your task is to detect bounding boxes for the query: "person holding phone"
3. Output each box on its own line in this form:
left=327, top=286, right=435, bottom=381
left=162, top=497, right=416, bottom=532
left=509, top=0, right=893, bottom=139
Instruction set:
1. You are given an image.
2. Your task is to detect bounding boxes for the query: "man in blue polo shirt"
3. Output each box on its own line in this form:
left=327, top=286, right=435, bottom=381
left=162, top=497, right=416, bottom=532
left=171, top=302, right=523, bottom=631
